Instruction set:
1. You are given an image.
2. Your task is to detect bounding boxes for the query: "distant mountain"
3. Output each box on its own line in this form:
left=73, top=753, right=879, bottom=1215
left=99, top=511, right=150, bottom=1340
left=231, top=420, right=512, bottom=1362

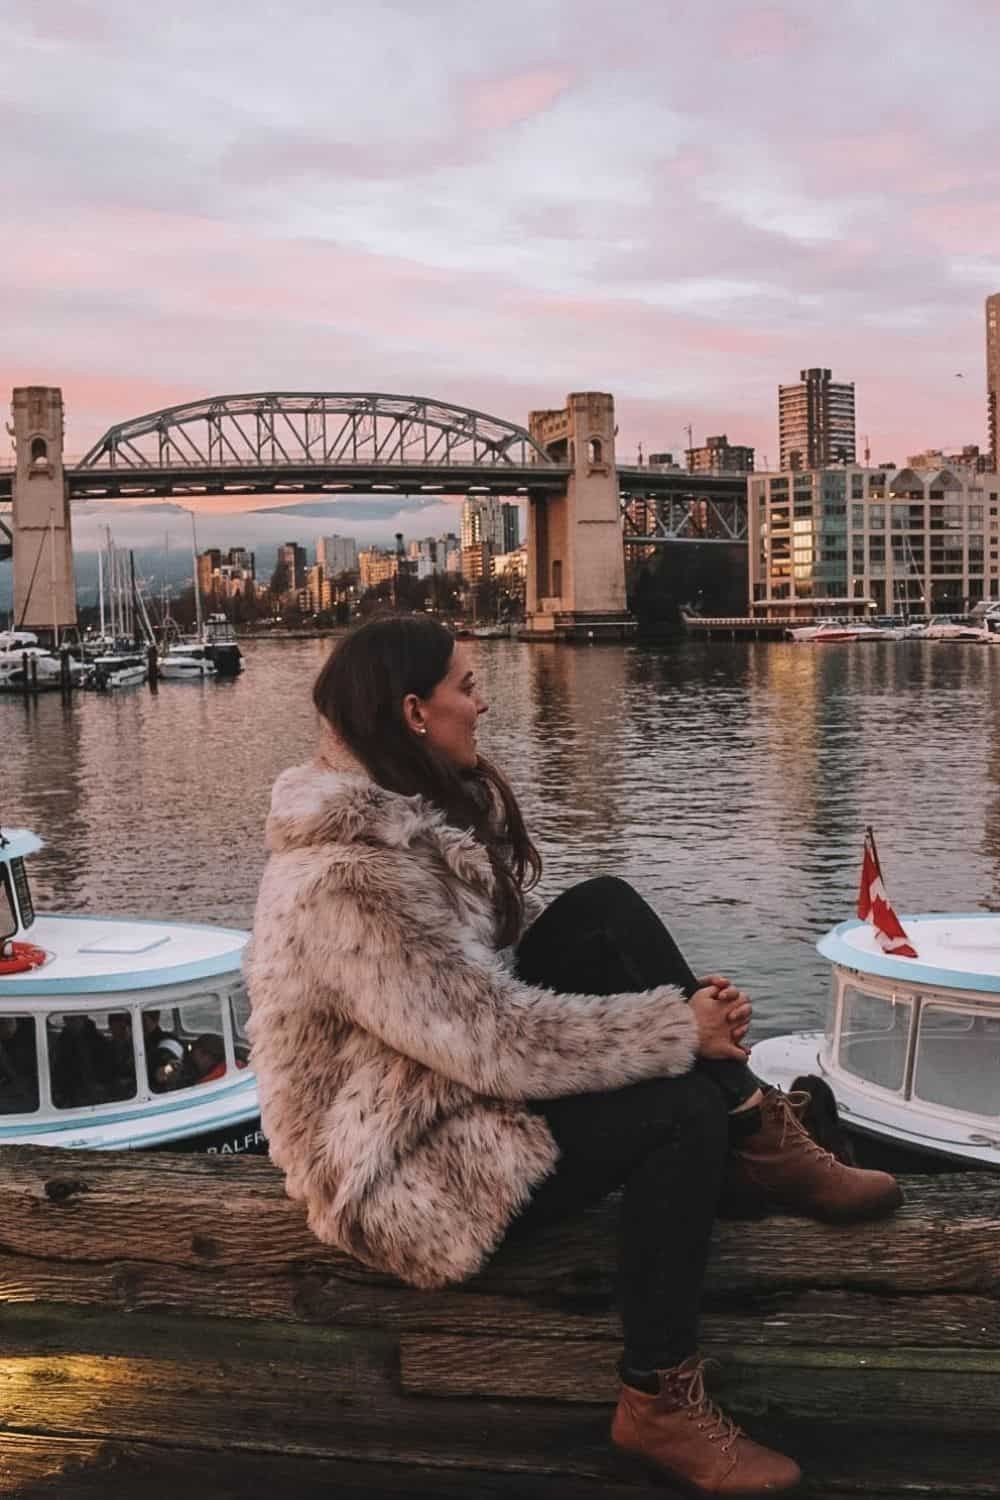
left=248, top=497, right=448, bottom=520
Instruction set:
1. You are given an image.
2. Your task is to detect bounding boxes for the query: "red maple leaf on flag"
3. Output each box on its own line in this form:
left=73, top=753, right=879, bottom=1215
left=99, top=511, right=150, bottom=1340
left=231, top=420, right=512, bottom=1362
left=857, top=828, right=917, bottom=958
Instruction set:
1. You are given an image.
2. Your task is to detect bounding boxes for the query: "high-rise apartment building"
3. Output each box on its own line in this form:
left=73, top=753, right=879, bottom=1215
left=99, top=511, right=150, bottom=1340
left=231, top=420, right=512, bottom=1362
left=987, top=293, right=999, bottom=470
left=686, top=434, right=755, bottom=474
left=460, top=499, right=519, bottom=571
left=278, top=542, right=307, bottom=590
left=316, top=534, right=358, bottom=576
left=502, top=502, right=520, bottom=553
left=778, top=368, right=856, bottom=469
left=196, top=549, right=221, bottom=597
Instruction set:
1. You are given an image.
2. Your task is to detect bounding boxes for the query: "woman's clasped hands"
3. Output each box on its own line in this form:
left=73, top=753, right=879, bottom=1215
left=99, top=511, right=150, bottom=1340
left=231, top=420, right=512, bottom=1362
left=689, top=974, right=752, bottom=1062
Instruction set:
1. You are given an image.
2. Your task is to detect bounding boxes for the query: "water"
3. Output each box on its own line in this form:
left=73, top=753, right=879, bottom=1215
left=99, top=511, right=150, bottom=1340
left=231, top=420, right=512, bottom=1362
left=3, top=638, right=999, bottom=1039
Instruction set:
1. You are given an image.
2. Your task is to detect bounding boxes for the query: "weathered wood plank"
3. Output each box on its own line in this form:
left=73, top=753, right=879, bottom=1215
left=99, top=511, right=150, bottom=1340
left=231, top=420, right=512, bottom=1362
left=1, top=1407, right=996, bottom=1497
left=2, top=1147, right=998, bottom=1296
left=398, top=1332, right=1000, bottom=1428
left=3, top=1249, right=999, bottom=1348
left=3, top=1429, right=995, bottom=1500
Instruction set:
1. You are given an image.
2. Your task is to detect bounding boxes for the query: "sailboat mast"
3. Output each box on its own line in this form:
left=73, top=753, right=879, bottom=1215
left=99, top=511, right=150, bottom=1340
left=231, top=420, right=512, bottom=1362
left=98, top=546, right=106, bottom=638
left=49, top=510, right=58, bottom=649
left=190, top=510, right=204, bottom=639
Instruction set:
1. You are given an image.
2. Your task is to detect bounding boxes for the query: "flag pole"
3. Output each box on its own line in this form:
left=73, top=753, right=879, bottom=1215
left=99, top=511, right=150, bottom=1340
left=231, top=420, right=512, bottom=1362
left=866, top=824, right=881, bottom=876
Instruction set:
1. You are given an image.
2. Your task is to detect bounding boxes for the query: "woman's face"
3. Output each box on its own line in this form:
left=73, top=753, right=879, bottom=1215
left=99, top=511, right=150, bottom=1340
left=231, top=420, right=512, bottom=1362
left=406, top=644, right=488, bottom=769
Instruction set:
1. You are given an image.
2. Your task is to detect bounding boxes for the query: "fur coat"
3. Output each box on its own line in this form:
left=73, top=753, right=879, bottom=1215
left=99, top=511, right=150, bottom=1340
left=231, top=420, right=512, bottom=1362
left=246, top=738, right=699, bottom=1289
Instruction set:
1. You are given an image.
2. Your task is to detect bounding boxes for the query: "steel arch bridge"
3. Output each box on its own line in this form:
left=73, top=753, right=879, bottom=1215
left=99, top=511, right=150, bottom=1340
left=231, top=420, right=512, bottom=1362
left=77, top=392, right=555, bottom=474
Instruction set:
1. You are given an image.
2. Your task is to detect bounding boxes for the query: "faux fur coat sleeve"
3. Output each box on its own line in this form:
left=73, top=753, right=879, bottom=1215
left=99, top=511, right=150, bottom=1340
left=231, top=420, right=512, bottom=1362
left=326, top=882, right=699, bottom=1100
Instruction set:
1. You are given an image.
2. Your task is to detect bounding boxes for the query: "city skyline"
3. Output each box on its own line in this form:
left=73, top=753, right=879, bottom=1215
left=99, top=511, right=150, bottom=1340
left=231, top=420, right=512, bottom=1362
left=2, top=1, right=999, bottom=480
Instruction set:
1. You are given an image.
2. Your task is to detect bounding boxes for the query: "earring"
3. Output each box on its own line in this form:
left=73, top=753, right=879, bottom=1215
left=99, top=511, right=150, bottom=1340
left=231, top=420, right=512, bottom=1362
left=416, top=727, right=428, bottom=735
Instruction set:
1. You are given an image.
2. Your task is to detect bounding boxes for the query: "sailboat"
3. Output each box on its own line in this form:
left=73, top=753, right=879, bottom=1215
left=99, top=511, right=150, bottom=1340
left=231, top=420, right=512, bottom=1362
left=83, top=531, right=151, bottom=690
left=158, top=514, right=218, bottom=680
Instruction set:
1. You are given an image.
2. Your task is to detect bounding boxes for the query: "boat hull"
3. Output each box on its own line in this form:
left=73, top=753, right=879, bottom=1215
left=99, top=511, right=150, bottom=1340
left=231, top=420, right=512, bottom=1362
left=149, top=1115, right=267, bottom=1156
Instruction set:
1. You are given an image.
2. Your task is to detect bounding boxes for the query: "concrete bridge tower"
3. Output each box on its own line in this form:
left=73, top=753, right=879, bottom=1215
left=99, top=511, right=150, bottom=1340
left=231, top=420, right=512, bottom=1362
left=524, top=392, right=634, bottom=639
left=10, top=386, right=78, bottom=639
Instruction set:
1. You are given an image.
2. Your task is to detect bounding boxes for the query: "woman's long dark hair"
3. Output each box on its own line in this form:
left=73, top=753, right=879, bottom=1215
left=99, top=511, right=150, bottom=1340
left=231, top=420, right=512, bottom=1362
left=313, top=615, right=541, bottom=946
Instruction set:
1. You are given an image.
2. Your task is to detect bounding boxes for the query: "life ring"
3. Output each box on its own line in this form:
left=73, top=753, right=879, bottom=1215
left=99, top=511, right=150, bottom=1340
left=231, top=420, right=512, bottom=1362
left=0, top=940, right=48, bottom=976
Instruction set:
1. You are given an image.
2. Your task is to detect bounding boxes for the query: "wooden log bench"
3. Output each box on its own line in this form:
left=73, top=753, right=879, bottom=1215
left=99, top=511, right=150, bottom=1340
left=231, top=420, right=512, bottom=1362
left=0, top=1146, right=997, bottom=1498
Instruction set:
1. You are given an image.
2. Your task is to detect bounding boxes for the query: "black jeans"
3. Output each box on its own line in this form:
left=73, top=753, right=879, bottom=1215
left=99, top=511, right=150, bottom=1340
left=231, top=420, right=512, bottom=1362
left=509, top=876, right=759, bottom=1372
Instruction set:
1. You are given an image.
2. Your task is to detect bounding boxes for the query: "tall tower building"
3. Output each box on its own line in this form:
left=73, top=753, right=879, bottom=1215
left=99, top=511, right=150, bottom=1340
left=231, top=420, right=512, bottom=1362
left=987, top=293, right=999, bottom=470
left=778, top=368, right=856, bottom=469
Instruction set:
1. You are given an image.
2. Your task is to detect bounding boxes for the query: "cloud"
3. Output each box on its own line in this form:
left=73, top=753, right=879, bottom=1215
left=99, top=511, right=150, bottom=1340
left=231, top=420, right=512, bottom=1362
left=1, top=0, right=999, bottom=474
left=461, top=68, right=573, bottom=131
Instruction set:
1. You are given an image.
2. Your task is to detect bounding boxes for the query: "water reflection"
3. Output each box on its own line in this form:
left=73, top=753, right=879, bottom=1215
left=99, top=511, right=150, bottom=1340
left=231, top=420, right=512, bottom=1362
left=3, top=637, right=999, bottom=1038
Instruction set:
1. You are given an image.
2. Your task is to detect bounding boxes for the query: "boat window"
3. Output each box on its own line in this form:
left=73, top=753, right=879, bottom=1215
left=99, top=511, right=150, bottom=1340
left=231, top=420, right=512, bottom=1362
left=913, top=1004, right=1000, bottom=1118
left=230, top=984, right=251, bottom=1065
left=0, top=866, right=17, bottom=940
left=46, top=1009, right=138, bottom=1109
left=142, top=995, right=227, bottom=1093
left=0, top=1014, right=39, bottom=1114
left=10, top=858, right=34, bottom=928
left=837, top=986, right=912, bottom=1093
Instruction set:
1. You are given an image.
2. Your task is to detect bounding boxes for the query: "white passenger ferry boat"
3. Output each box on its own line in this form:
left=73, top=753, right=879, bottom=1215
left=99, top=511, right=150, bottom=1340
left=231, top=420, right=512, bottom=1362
left=753, top=915, right=1000, bottom=1171
left=0, top=828, right=263, bottom=1155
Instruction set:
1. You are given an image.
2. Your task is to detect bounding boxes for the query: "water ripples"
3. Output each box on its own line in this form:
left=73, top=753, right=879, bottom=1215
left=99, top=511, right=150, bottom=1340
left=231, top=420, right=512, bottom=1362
left=3, top=637, right=999, bottom=1040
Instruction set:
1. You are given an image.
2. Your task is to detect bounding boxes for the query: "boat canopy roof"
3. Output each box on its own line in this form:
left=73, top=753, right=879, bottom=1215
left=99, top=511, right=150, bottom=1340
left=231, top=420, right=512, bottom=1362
left=0, top=828, right=43, bottom=862
left=819, top=915, right=1000, bottom=995
left=0, top=915, right=248, bottom=997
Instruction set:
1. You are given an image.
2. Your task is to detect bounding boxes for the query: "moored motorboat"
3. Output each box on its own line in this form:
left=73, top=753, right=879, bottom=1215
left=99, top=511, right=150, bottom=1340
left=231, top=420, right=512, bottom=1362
left=915, top=615, right=990, bottom=642
left=787, top=619, right=864, bottom=643
left=159, top=642, right=218, bottom=679
left=84, top=652, right=148, bottom=690
left=0, top=648, right=63, bottom=692
left=753, top=914, right=1000, bottom=1172
left=0, top=827, right=262, bottom=1154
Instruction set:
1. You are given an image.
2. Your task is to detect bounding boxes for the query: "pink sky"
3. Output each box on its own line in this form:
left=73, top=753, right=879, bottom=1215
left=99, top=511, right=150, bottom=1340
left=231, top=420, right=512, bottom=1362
left=1, top=0, right=999, bottom=487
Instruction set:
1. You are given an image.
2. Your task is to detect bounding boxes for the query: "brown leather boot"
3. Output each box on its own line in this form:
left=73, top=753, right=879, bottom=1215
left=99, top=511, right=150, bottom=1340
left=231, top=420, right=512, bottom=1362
left=611, top=1356, right=801, bottom=1495
left=728, top=1088, right=902, bottom=1223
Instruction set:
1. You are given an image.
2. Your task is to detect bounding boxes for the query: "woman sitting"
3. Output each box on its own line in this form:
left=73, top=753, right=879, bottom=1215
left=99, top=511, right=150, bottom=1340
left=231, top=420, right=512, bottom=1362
left=247, top=616, right=901, bottom=1498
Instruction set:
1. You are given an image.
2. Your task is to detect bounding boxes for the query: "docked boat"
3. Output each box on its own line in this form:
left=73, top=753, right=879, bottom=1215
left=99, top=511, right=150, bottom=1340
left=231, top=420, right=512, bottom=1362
left=0, top=647, right=63, bottom=692
left=0, top=827, right=262, bottom=1154
left=203, top=614, right=245, bottom=677
left=470, top=624, right=511, bottom=640
left=159, top=642, right=218, bottom=680
left=787, top=619, right=866, bottom=643
left=753, top=914, right=1000, bottom=1172
left=915, top=615, right=990, bottom=642
left=84, top=652, right=148, bottom=690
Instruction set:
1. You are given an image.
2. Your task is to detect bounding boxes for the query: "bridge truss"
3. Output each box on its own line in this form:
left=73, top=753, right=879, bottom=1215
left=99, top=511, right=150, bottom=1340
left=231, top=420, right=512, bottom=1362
left=77, top=393, right=555, bottom=473
left=618, top=471, right=748, bottom=548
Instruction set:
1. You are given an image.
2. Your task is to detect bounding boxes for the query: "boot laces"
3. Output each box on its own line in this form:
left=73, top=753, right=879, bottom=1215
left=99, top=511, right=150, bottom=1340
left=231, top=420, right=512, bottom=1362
left=670, top=1359, right=743, bottom=1454
left=773, top=1090, right=837, bottom=1169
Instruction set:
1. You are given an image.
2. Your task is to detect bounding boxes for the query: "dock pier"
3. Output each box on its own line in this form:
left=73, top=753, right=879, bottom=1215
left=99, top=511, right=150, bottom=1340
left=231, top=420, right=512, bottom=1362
left=682, top=616, right=791, bottom=641
left=0, top=1147, right=996, bottom=1498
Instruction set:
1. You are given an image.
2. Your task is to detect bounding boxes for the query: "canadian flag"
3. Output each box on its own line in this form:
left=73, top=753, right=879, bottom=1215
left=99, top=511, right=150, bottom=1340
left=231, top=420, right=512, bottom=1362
left=856, top=828, right=918, bottom=958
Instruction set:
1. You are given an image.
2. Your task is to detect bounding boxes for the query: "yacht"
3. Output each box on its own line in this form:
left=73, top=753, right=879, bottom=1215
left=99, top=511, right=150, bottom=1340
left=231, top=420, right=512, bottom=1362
left=753, top=914, right=1000, bottom=1172
left=916, top=616, right=990, bottom=642
left=0, top=827, right=262, bottom=1155
left=0, top=647, right=63, bottom=692
left=787, top=619, right=866, bottom=643
left=159, top=642, right=218, bottom=680
left=84, top=652, right=149, bottom=690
